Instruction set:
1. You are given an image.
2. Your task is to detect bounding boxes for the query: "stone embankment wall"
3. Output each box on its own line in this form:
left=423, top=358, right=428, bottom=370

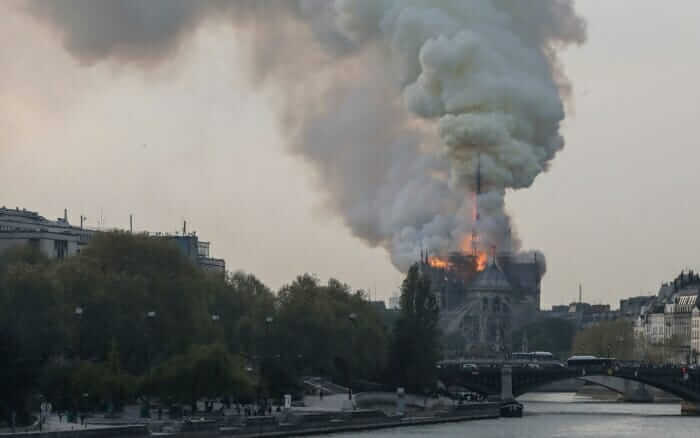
left=0, top=425, right=147, bottom=438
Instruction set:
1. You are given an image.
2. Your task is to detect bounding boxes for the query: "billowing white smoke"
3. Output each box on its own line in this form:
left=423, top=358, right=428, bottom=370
left=22, top=0, right=585, bottom=273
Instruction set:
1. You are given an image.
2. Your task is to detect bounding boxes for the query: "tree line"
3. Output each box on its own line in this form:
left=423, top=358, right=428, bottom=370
left=0, top=232, right=440, bottom=425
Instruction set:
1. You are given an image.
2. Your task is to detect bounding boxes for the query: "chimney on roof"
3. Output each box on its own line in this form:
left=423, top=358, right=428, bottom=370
left=183, top=220, right=187, bottom=235
left=130, top=214, right=133, bottom=233
left=64, top=208, right=68, bottom=223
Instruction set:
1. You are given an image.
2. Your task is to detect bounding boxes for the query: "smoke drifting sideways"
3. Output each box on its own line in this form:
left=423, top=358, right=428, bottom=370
left=22, top=0, right=586, bottom=274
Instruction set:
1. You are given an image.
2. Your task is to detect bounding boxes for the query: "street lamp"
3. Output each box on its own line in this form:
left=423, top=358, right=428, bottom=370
left=259, top=316, right=274, bottom=412
left=146, top=311, right=156, bottom=368
left=348, top=313, right=358, bottom=401
left=75, top=307, right=84, bottom=360
left=616, top=335, right=625, bottom=359
left=142, top=310, right=157, bottom=419
left=146, top=310, right=156, bottom=369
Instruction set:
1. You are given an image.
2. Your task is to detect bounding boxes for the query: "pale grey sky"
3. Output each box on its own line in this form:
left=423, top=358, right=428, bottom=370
left=2, top=1, right=699, bottom=308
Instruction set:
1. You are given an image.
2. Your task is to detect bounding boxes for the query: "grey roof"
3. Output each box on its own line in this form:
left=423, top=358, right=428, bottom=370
left=467, top=263, right=513, bottom=292
left=502, top=263, right=539, bottom=291
left=676, top=288, right=700, bottom=296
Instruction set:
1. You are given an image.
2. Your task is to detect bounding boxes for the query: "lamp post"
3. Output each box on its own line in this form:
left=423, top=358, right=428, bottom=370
left=348, top=313, right=358, bottom=401
left=616, top=335, right=625, bottom=360
left=146, top=311, right=156, bottom=373
left=142, top=310, right=156, bottom=418
left=75, top=307, right=84, bottom=360
left=211, top=313, right=221, bottom=343
left=259, top=316, right=273, bottom=413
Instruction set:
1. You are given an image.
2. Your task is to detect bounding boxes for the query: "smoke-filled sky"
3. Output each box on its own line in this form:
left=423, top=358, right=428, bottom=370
left=2, top=0, right=699, bottom=308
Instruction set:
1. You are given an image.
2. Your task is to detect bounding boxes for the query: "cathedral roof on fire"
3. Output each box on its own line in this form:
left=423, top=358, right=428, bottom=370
left=466, top=262, right=513, bottom=292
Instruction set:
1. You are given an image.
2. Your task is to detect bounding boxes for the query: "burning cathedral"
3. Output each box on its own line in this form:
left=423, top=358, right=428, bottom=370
left=420, top=160, right=543, bottom=358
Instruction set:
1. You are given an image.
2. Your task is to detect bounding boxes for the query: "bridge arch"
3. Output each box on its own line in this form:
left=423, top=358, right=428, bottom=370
left=439, top=366, right=700, bottom=403
left=517, top=370, right=699, bottom=402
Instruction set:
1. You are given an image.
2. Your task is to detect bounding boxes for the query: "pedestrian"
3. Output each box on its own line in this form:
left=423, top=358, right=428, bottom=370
left=58, top=411, right=64, bottom=423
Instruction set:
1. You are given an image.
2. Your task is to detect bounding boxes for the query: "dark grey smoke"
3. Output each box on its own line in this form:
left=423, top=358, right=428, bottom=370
left=25, top=1, right=304, bottom=64
left=21, top=0, right=586, bottom=272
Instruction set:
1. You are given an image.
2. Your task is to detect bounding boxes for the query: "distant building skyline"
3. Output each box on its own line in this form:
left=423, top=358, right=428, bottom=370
left=0, top=205, right=225, bottom=274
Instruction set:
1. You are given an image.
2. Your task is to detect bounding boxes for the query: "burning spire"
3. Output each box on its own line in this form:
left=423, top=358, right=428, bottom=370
left=23, top=0, right=586, bottom=274
left=471, top=154, right=481, bottom=258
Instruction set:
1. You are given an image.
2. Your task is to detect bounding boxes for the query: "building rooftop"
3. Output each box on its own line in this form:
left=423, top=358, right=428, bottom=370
left=467, top=262, right=513, bottom=292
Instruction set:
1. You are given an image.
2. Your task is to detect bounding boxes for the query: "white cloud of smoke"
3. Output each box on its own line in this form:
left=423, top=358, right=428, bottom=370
left=21, top=0, right=586, bottom=272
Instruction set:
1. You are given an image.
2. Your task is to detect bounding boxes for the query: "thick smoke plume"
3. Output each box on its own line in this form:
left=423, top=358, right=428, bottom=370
left=23, top=0, right=586, bottom=273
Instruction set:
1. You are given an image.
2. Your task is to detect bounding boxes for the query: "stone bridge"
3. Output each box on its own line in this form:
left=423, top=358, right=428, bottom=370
left=438, top=364, right=700, bottom=415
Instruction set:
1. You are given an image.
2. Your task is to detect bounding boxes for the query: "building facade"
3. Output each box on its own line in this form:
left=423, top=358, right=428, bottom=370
left=0, top=206, right=225, bottom=274
left=0, top=206, right=93, bottom=259
left=635, top=271, right=700, bottom=364
left=161, top=234, right=226, bottom=274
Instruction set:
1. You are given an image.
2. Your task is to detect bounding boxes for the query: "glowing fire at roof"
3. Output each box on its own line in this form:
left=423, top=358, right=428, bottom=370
left=428, top=256, right=449, bottom=269
left=427, top=252, right=488, bottom=273
left=475, top=252, right=488, bottom=272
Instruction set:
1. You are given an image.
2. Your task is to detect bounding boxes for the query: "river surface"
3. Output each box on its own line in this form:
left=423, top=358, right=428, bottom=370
left=333, top=393, right=698, bottom=437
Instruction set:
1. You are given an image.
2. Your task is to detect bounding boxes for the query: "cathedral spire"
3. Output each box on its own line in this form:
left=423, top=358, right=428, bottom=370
left=471, top=154, right=481, bottom=256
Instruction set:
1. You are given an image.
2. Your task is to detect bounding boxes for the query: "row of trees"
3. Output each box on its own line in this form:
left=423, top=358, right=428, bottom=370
left=572, top=320, right=636, bottom=359
left=0, top=232, right=440, bottom=424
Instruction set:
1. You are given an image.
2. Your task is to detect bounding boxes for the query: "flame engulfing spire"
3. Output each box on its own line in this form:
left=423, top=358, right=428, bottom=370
left=471, top=154, right=481, bottom=257
left=23, top=0, right=585, bottom=275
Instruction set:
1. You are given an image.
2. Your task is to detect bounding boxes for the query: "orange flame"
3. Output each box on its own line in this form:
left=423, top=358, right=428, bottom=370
left=476, top=252, right=488, bottom=272
left=428, top=256, right=449, bottom=269
left=459, top=236, right=489, bottom=272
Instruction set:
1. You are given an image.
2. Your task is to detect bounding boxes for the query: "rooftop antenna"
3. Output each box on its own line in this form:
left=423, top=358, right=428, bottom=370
left=579, top=283, right=583, bottom=304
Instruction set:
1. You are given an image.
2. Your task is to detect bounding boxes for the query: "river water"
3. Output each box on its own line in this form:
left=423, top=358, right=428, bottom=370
left=334, top=393, right=698, bottom=438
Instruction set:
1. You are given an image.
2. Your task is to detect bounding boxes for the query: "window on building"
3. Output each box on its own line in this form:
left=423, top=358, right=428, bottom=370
left=54, top=240, right=67, bottom=260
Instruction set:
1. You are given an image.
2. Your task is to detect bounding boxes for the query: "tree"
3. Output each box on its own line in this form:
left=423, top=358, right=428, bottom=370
left=387, top=264, right=440, bottom=393
left=512, top=318, right=575, bottom=358
left=0, top=246, right=62, bottom=424
left=151, top=344, right=252, bottom=413
left=572, top=320, right=635, bottom=359
left=273, top=275, right=389, bottom=392
left=0, top=232, right=399, bottom=418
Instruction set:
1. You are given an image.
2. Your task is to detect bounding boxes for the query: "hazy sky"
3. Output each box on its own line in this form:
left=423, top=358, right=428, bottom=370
left=2, top=1, right=699, bottom=308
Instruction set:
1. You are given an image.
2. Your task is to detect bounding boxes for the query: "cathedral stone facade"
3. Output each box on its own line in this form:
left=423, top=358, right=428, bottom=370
left=421, top=252, right=542, bottom=358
